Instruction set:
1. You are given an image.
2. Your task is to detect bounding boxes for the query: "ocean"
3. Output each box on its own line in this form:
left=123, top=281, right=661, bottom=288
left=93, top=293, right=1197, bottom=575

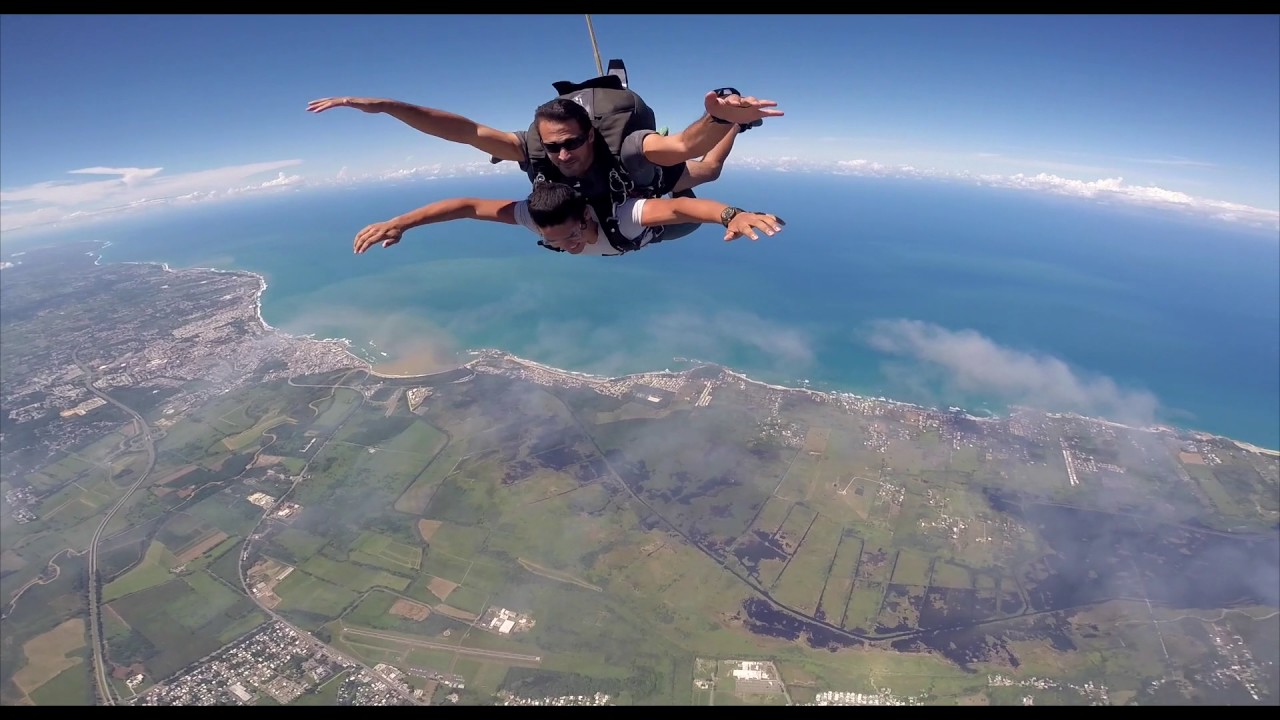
left=16, top=170, right=1280, bottom=448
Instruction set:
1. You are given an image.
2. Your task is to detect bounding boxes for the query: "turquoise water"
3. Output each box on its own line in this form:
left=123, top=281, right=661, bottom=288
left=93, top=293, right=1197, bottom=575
left=29, top=171, right=1280, bottom=448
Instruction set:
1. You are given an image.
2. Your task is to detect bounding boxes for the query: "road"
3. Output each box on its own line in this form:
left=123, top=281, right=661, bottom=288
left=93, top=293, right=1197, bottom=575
left=73, top=347, right=159, bottom=706
left=235, top=369, right=426, bottom=706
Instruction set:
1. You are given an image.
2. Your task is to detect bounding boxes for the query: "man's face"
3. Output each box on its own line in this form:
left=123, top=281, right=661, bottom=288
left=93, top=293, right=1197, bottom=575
left=538, top=119, right=594, bottom=178
left=538, top=213, right=597, bottom=254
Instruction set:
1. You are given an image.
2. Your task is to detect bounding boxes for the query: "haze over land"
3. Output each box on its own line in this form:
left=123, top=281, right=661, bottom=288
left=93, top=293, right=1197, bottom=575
left=0, top=238, right=1276, bottom=706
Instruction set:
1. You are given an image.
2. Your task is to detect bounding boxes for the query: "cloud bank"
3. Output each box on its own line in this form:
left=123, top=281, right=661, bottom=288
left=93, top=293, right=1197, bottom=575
left=866, top=318, right=1161, bottom=426
left=733, top=156, right=1280, bottom=232
left=0, top=161, right=307, bottom=233
left=2, top=152, right=1276, bottom=235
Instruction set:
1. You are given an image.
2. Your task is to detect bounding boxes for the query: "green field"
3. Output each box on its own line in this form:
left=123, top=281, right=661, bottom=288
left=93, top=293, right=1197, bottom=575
left=103, top=541, right=179, bottom=602
left=772, top=513, right=843, bottom=615
left=309, top=387, right=361, bottom=432
left=354, top=531, right=423, bottom=570
left=274, top=570, right=360, bottom=617
left=891, top=549, right=932, bottom=586
left=299, top=554, right=411, bottom=594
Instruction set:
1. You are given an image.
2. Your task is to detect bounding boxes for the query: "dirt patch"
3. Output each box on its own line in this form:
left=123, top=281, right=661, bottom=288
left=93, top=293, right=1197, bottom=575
left=11, top=618, right=87, bottom=695
left=252, top=454, right=285, bottom=469
left=175, top=531, right=230, bottom=564
left=432, top=604, right=477, bottom=622
left=422, top=679, right=440, bottom=701
left=247, top=556, right=282, bottom=576
left=803, top=427, right=831, bottom=454
left=417, top=520, right=442, bottom=543
left=427, top=576, right=457, bottom=601
left=1179, top=452, right=1206, bottom=465
left=151, top=486, right=173, bottom=497
left=390, top=598, right=432, bottom=621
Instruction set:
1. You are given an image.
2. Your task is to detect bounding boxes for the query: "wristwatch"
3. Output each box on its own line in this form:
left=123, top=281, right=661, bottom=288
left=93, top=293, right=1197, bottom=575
left=708, top=87, right=742, bottom=125
left=720, top=206, right=744, bottom=227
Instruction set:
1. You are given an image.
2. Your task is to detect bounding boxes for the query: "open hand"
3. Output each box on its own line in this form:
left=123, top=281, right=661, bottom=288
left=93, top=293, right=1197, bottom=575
left=308, top=97, right=382, bottom=114
left=725, top=212, right=785, bottom=242
left=705, top=91, right=784, bottom=125
left=354, top=221, right=404, bottom=254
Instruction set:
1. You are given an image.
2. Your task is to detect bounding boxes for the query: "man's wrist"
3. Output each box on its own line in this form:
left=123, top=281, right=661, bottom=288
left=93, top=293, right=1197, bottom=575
left=707, top=87, right=742, bottom=124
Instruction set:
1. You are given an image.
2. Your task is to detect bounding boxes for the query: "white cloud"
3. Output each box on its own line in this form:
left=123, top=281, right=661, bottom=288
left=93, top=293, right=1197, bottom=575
left=2, top=148, right=1275, bottom=236
left=730, top=156, right=1280, bottom=231
left=866, top=319, right=1161, bottom=427
left=0, top=160, right=305, bottom=233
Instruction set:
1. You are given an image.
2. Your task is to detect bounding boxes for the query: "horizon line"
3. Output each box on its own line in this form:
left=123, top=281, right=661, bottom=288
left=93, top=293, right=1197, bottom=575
left=2, top=156, right=1279, bottom=238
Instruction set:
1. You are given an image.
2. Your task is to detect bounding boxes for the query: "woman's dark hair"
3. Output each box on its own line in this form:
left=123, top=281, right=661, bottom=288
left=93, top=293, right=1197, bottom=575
left=527, top=181, right=587, bottom=228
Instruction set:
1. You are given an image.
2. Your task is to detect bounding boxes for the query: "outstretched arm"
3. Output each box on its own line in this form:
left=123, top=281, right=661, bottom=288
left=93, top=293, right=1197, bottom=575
left=640, top=90, right=784, bottom=167
left=309, top=97, right=526, bottom=163
left=639, top=197, right=785, bottom=242
left=354, top=198, right=518, bottom=254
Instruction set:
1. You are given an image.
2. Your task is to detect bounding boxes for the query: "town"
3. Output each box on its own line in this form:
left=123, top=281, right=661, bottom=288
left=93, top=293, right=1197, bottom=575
left=131, top=621, right=417, bottom=706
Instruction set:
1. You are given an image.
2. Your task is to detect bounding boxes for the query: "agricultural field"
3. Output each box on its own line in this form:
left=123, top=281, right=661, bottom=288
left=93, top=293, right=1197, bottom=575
left=3, top=301, right=1276, bottom=707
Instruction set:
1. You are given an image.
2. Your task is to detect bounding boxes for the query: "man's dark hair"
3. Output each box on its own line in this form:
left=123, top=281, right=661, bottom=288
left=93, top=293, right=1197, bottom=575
left=527, top=182, right=588, bottom=228
left=533, top=98, right=592, bottom=136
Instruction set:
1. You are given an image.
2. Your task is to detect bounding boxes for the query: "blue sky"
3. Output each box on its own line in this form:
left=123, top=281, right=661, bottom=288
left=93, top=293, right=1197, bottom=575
left=2, top=13, right=1278, bottom=235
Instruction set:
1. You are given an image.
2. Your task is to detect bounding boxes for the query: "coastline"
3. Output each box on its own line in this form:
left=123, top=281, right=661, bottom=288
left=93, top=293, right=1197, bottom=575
left=92, top=241, right=1280, bottom=456
left=108, top=249, right=375, bottom=373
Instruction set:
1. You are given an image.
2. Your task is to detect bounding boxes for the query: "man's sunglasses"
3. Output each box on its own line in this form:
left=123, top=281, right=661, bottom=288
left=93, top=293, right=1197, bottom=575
left=544, top=134, right=589, bottom=155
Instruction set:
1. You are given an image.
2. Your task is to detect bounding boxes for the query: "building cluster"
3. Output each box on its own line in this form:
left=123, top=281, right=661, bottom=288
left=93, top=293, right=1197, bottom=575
left=479, top=606, right=535, bottom=635
left=987, top=674, right=1111, bottom=705
left=2, top=261, right=365, bottom=483
left=132, top=621, right=412, bottom=706
left=1203, top=624, right=1268, bottom=702
left=405, top=667, right=464, bottom=689
left=462, top=350, right=1258, bottom=514
left=245, top=558, right=295, bottom=608
left=805, top=689, right=924, bottom=706
left=918, top=488, right=969, bottom=542
left=368, top=663, right=431, bottom=703
left=496, top=691, right=612, bottom=706
left=4, top=486, right=38, bottom=523
left=471, top=352, right=682, bottom=409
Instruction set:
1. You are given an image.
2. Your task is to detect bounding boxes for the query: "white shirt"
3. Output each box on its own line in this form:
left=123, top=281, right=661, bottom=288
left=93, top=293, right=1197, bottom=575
left=513, top=198, right=650, bottom=256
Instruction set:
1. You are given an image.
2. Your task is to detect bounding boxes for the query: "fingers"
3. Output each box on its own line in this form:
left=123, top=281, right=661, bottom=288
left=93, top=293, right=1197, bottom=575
left=306, top=97, right=349, bottom=113
left=726, top=214, right=786, bottom=242
left=354, top=224, right=389, bottom=254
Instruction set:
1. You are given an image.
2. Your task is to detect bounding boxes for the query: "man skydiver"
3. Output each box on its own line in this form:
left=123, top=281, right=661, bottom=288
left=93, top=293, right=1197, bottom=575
left=306, top=86, right=780, bottom=199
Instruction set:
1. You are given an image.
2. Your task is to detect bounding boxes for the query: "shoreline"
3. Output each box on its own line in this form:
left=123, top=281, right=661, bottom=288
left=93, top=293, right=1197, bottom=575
left=92, top=241, right=1280, bottom=456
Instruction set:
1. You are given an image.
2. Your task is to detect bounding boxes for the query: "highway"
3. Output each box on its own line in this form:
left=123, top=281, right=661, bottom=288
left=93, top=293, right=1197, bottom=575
left=72, top=347, right=159, bottom=706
